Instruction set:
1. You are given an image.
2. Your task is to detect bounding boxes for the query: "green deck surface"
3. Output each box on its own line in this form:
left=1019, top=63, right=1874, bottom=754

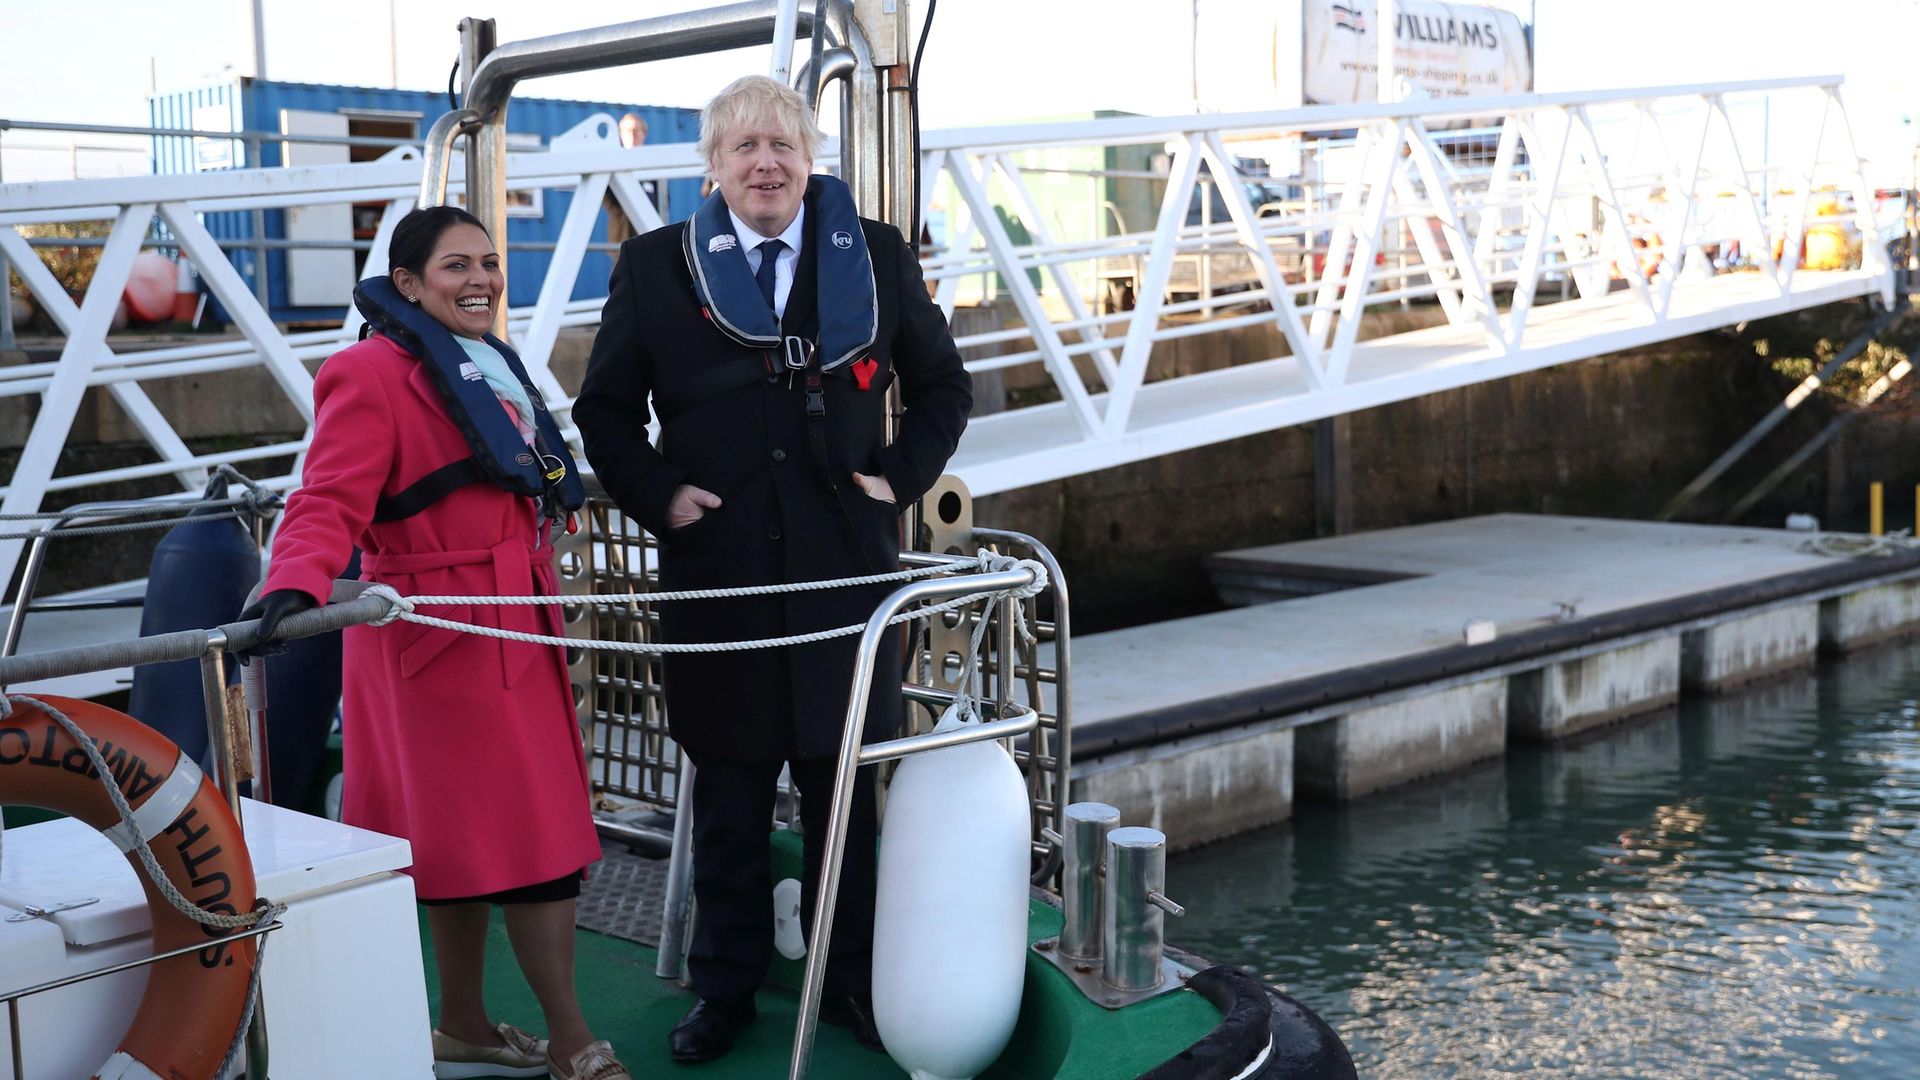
left=420, top=833, right=1220, bottom=1078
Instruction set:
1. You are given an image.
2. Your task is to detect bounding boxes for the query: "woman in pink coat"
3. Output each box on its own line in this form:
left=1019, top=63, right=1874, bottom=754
left=239, top=206, right=628, bottom=1080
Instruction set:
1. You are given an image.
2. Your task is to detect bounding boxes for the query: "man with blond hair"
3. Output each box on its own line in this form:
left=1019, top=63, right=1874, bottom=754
left=576, top=75, right=971, bottom=1063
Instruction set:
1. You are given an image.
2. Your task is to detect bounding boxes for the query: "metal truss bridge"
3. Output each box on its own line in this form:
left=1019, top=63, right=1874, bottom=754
left=0, top=75, right=1897, bottom=590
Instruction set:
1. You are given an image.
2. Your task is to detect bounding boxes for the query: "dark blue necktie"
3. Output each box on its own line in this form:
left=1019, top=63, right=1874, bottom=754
left=754, top=238, right=786, bottom=312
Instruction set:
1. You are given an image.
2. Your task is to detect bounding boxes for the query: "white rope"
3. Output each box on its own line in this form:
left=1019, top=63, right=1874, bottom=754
left=398, top=557, right=969, bottom=607
left=356, top=552, right=1049, bottom=654
left=1802, top=530, right=1918, bottom=558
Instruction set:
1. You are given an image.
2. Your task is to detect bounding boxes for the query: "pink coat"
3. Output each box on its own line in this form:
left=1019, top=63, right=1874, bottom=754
left=263, top=333, right=600, bottom=900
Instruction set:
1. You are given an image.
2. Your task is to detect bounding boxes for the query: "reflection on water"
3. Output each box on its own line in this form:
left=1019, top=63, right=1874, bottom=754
left=1173, top=644, right=1920, bottom=1078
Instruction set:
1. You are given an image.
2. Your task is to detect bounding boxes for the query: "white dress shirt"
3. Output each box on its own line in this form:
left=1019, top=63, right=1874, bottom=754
left=729, top=205, right=806, bottom=320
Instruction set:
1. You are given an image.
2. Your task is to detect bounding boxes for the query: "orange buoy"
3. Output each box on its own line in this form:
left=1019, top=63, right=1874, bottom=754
left=0, top=694, right=262, bottom=1080
left=122, top=253, right=176, bottom=324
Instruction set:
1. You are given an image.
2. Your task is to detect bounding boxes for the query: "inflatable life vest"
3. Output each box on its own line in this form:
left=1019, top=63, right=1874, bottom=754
left=351, top=275, right=587, bottom=524
left=679, top=174, right=889, bottom=570
left=0, top=695, right=262, bottom=1080
left=681, top=174, right=877, bottom=373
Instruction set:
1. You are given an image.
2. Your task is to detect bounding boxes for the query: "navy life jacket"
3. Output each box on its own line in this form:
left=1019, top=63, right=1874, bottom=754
left=681, top=174, right=888, bottom=571
left=681, top=173, right=878, bottom=375
left=351, top=275, right=586, bottom=525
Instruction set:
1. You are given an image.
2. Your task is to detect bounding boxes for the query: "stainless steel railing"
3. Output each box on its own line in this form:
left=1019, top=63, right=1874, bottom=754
left=1, top=918, right=284, bottom=1080
left=787, top=564, right=1045, bottom=1080
left=562, top=482, right=1073, bottom=888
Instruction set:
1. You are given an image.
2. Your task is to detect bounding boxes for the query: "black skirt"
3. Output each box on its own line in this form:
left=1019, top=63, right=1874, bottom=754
left=418, top=869, right=584, bottom=906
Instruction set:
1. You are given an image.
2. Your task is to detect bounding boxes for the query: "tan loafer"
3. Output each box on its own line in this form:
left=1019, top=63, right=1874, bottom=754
left=432, top=1023, right=549, bottom=1079
left=549, top=1039, right=631, bottom=1080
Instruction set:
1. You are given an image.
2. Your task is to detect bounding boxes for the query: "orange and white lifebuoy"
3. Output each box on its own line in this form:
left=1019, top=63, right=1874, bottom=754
left=0, top=695, right=261, bottom=1080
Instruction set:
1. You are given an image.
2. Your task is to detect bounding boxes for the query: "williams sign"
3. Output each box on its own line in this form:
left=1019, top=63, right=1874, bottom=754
left=1304, top=0, right=1532, bottom=105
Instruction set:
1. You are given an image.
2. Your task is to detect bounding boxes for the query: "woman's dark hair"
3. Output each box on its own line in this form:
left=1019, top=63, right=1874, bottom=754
left=388, top=205, right=490, bottom=279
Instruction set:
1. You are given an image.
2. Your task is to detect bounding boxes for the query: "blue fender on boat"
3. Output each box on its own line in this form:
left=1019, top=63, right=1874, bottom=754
left=259, top=548, right=356, bottom=810
left=125, top=488, right=260, bottom=762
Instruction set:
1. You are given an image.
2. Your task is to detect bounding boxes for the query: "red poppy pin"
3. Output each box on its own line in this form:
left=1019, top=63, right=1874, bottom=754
left=852, top=357, right=878, bottom=390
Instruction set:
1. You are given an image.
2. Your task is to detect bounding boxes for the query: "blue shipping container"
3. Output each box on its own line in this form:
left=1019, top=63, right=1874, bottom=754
left=148, top=77, right=700, bottom=322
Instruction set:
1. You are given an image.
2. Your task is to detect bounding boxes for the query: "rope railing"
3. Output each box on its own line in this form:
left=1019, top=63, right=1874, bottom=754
left=0, top=508, right=260, bottom=542
left=361, top=550, right=1047, bottom=654
left=0, top=465, right=282, bottom=540
left=0, top=551, right=1047, bottom=684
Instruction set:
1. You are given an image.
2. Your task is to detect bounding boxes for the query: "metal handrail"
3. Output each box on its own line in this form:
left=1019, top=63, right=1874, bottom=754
left=1, top=918, right=284, bottom=1080
left=0, top=579, right=390, bottom=687
left=788, top=565, right=1043, bottom=1080
left=0, top=116, right=425, bottom=151
left=0, top=494, right=234, bottom=672
left=917, top=74, right=1851, bottom=154
left=977, top=527, right=1071, bottom=886
left=1, top=502, right=140, bottom=666
left=417, top=108, right=483, bottom=210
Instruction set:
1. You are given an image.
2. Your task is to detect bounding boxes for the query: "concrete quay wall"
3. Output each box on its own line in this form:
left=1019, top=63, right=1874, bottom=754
left=1508, top=636, right=1682, bottom=741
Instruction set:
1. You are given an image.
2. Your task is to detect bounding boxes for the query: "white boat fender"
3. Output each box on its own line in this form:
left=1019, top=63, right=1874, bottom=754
left=871, top=701, right=1031, bottom=1080
left=773, top=878, right=806, bottom=960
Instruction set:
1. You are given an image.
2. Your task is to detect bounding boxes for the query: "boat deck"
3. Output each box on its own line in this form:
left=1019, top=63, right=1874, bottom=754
left=467, top=837, right=1220, bottom=1079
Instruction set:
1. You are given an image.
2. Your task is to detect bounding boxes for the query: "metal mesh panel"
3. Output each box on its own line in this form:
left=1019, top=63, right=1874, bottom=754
left=560, top=495, right=680, bottom=813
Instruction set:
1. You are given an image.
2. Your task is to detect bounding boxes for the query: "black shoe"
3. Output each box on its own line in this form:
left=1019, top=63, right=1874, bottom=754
left=669, top=998, right=756, bottom=1063
left=818, top=992, right=884, bottom=1052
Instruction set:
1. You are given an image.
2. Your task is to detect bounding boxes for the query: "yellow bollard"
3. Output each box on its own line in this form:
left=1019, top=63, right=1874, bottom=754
left=1870, top=481, right=1884, bottom=537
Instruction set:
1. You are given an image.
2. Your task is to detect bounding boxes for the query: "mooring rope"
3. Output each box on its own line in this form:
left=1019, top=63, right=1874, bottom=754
left=0, top=507, right=259, bottom=542
left=1802, top=530, right=1919, bottom=558
left=0, top=494, right=258, bottom=522
left=357, top=550, right=1049, bottom=655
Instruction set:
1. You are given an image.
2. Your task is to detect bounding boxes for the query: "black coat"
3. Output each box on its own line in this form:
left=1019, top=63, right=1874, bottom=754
left=574, top=198, right=972, bottom=762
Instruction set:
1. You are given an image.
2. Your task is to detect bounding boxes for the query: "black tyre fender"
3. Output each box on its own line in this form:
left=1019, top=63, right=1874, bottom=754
left=1136, top=965, right=1355, bottom=1080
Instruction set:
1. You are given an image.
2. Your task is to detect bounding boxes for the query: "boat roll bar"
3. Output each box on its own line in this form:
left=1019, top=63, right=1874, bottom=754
left=789, top=564, right=1044, bottom=1080
left=419, top=0, right=882, bottom=339
left=416, top=108, right=483, bottom=210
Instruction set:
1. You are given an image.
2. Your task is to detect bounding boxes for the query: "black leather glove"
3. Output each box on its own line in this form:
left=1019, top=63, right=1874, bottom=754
left=235, top=590, right=317, bottom=664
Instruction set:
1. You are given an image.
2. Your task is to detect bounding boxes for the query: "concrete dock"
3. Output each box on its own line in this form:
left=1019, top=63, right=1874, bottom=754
left=1066, top=515, right=1920, bottom=848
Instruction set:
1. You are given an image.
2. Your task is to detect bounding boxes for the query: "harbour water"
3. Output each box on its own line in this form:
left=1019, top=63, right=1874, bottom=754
left=1174, top=641, right=1920, bottom=1078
